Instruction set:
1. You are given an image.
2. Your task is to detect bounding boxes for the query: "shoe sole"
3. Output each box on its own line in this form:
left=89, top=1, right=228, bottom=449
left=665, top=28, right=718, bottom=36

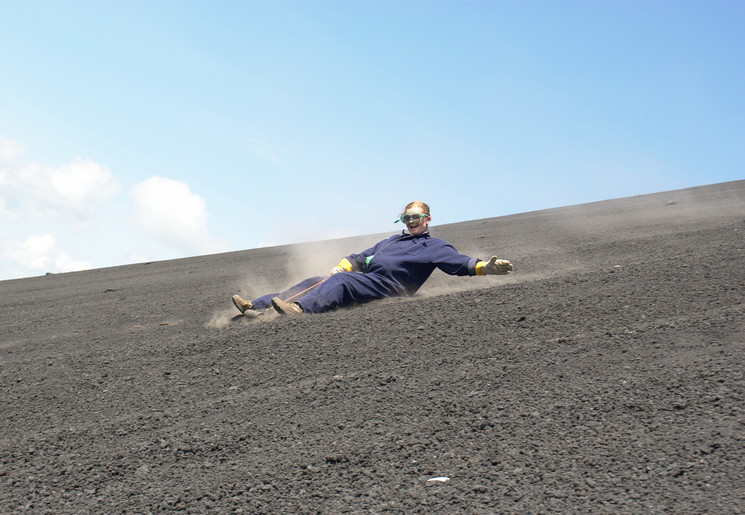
left=271, top=297, right=302, bottom=315
left=271, top=298, right=285, bottom=314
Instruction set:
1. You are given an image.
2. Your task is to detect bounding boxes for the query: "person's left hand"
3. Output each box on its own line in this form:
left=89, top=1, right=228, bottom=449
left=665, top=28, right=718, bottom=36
left=330, top=265, right=346, bottom=274
left=482, top=256, right=513, bottom=275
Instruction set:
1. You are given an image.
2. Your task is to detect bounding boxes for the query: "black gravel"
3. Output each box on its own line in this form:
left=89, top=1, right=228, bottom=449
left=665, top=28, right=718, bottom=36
left=1, top=181, right=744, bottom=513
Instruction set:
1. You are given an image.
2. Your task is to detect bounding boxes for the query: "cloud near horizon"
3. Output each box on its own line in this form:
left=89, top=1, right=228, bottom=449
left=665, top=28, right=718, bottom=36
left=0, top=143, right=122, bottom=276
left=3, top=234, right=92, bottom=274
left=129, top=176, right=231, bottom=256
left=0, top=136, right=25, bottom=164
left=0, top=137, right=232, bottom=279
left=0, top=147, right=120, bottom=221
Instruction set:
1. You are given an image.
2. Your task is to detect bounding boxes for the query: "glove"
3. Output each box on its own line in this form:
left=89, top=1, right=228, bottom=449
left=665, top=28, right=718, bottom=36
left=480, top=256, right=513, bottom=275
left=331, top=258, right=353, bottom=274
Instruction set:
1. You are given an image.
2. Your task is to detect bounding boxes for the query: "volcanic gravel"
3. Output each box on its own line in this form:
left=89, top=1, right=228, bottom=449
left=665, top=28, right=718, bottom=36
left=1, top=181, right=744, bottom=514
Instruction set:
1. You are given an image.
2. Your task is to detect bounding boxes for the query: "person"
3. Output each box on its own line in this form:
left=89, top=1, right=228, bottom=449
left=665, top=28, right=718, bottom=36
left=232, top=201, right=513, bottom=316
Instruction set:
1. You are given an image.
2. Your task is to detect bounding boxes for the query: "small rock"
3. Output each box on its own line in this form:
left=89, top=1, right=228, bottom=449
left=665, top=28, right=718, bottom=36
left=427, top=476, right=450, bottom=483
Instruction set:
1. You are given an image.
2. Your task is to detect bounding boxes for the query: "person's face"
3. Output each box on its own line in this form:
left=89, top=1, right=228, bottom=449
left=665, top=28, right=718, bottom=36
left=401, top=207, right=430, bottom=235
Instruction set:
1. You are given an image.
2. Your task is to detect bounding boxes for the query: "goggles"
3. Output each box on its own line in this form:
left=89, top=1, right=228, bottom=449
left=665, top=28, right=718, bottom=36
left=396, top=212, right=429, bottom=224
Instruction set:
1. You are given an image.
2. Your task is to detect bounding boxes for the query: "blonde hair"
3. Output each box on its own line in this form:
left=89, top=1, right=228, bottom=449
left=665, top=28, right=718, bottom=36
left=403, top=201, right=430, bottom=216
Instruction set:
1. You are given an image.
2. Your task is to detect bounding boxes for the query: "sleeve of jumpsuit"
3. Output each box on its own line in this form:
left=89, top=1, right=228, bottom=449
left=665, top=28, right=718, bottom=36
left=429, top=239, right=480, bottom=276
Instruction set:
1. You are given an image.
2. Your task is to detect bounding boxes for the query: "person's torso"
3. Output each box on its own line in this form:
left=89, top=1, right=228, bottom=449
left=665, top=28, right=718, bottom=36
left=365, top=234, right=442, bottom=294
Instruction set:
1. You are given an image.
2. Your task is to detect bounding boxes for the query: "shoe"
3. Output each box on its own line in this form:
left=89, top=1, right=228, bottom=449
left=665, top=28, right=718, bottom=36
left=271, top=297, right=304, bottom=315
left=232, top=295, right=254, bottom=315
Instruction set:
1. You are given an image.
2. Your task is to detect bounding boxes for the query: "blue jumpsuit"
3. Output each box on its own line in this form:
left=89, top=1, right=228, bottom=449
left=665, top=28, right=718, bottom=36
left=251, top=231, right=480, bottom=314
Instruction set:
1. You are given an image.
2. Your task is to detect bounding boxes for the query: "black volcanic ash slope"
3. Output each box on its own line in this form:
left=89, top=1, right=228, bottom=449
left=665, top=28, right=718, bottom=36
left=0, top=181, right=743, bottom=513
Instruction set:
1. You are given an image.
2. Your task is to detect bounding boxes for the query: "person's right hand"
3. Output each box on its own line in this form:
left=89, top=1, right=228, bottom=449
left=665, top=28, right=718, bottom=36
left=330, top=265, right=346, bottom=274
left=482, top=256, right=513, bottom=275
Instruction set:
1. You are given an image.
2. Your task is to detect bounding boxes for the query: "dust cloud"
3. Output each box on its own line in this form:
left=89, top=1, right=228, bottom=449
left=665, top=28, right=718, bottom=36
left=281, top=239, right=363, bottom=287
left=205, top=308, right=237, bottom=330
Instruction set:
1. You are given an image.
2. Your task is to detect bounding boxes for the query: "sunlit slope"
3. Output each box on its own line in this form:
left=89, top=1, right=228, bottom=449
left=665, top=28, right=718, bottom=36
left=0, top=180, right=743, bottom=513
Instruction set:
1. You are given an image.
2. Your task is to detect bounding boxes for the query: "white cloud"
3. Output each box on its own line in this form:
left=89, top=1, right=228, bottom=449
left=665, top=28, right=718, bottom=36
left=0, top=177, right=9, bottom=217
left=0, top=139, right=120, bottom=279
left=1, top=155, right=120, bottom=220
left=3, top=234, right=91, bottom=274
left=0, top=136, right=25, bottom=163
left=0, top=137, right=233, bottom=280
left=129, top=176, right=231, bottom=255
left=246, top=138, right=285, bottom=164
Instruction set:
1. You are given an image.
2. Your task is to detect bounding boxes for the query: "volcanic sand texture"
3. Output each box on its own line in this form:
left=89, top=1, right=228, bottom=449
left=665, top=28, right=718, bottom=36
left=1, top=181, right=744, bottom=513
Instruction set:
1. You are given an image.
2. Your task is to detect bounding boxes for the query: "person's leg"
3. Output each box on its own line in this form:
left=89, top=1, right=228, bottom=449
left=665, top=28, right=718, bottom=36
left=295, top=272, right=403, bottom=314
left=251, top=276, right=327, bottom=310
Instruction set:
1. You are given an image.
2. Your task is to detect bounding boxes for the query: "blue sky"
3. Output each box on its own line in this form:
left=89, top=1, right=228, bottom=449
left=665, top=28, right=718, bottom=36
left=1, top=1, right=743, bottom=280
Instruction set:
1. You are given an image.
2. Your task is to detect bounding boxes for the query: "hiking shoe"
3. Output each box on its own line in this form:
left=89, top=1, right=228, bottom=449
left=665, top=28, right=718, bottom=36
left=232, top=295, right=254, bottom=314
left=271, top=297, right=304, bottom=315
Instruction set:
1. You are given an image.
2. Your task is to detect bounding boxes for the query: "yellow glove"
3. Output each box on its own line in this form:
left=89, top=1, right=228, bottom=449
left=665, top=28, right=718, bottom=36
left=331, top=257, right=353, bottom=274
left=476, top=256, right=513, bottom=275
